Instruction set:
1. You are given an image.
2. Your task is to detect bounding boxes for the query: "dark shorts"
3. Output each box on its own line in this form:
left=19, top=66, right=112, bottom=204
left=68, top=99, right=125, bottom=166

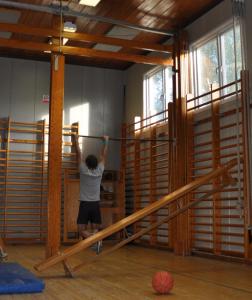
left=77, top=201, right=101, bottom=225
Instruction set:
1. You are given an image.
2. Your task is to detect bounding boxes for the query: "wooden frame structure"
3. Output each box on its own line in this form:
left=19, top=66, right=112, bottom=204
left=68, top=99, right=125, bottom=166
left=0, top=22, right=172, bottom=67
left=0, top=118, right=47, bottom=243
left=123, top=108, right=172, bottom=247
left=187, top=74, right=251, bottom=260
left=0, top=120, right=80, bottom=243
left=0, top=5, right=176, bottom=259
left=35, top=158, right=237, bottom=273
left=0, top=5, right=251, bottom=269
left=121, top=71, right=252, bottom=261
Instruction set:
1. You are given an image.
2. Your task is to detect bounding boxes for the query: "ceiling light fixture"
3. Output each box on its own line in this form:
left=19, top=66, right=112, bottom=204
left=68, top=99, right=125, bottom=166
left=79, top=0, right=101, bottom=7
left=63, top=21, right=77, bottom=33
left=63, top=21, right=76, bottom=45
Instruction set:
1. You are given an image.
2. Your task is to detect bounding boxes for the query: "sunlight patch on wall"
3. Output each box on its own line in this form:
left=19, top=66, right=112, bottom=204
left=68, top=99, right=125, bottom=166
left=70, top=103, right=89, bottom=136
left=134, top=116, right=141, bottom=133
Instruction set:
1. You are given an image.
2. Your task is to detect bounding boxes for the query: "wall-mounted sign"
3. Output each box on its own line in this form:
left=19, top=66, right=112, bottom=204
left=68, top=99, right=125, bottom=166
left=42, top=95, right=50, bottom=103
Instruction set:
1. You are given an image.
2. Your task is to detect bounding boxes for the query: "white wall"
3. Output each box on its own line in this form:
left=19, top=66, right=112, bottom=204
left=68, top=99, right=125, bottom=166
left=0, top=57, right=124, bottom=169
left=0, top=58, right=50, bottom=121
left=123, top=64, right=153, bottom=124
left=186, top=0, right=233, bottom=43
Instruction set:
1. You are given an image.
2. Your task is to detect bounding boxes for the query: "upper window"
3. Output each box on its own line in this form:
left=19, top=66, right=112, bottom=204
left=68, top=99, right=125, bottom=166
left=143, top=67, right=173, bottom=123
left=191, top=23, right=242, bottom=105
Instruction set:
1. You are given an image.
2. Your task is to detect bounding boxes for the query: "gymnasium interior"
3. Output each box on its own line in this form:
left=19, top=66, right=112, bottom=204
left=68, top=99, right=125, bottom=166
left=0, top=0, right=252, bottom=299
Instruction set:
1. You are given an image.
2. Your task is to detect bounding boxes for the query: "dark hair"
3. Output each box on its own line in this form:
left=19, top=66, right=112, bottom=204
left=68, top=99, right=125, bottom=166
left=85, top=154, right=98, bottom=170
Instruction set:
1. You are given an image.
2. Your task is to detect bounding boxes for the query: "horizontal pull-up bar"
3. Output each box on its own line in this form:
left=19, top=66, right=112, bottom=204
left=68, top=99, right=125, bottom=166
left=77, top=134, right=175, bottom=143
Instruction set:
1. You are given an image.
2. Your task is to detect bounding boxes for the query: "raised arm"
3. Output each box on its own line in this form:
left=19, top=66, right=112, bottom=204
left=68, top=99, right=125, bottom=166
left=100, top=135, right=109, bottom=164
left=73, top=134, right=82, bottom=166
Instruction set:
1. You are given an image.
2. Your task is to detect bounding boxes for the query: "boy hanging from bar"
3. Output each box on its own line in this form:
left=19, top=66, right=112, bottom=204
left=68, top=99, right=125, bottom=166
left=73, top=134, right=109, bottom=254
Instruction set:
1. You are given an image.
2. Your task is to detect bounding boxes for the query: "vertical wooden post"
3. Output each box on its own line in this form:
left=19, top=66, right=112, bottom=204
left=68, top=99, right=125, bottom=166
left=120, top=125, right=126, bottom=218
left=170, top=34, right=179, bottom=252
left=172, top=32, right=190, bottom=255
left=118, top=124, right=126, bottom=237
left=150, top=126, right=157, bottom=245
left=186, top=106, right=194, bottom=252
left=211, top=85, right=221, bottom=255
left=46, top=54, right=65, bottom=258
left=3, top=118, right=10, bottom=240
left=71, top=122, right=79, bottom=170
left=133, top=136, right=140, bottom=235
left=174, top=97, right=190, bottom=255
left=39, top=120, right=45, bottom=242
left=172, top=36, right=178, bottom=105
left=168, top=102, right=176, bottom=249
left=240, top=70, right=252, bottom=260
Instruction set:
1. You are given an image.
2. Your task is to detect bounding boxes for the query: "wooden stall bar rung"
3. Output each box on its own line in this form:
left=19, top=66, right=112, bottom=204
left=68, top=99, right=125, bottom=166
left=34, top=158, right=237, bottom=272
left=44, top=166, right=236, bottom=274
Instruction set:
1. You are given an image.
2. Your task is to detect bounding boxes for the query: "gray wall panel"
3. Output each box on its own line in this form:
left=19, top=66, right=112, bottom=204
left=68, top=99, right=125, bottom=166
left=104, top=69, right=124, bottom=169
left=10, top=59, right=36, bottom=121
left=0, top=57, right=124, bottom=170
left=64, top=64, right=83, bottom=126
left=124, top=64, right=152, bottom=124
left=186, top=0, right=232, bottom=43
left=0, top=58, right=12, bottom=118
left=84, top=66, right=105, bottom=137
left=34, top=61, right=50, bottom=122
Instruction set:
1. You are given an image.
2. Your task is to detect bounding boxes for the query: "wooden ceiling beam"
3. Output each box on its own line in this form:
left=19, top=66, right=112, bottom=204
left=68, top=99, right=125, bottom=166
left=62, top=45, right=172, bottom=66
left=0, top=22, right=173, bottom=53
left=64, top=32, right=172, bottom=53
left=0, top=38, right=173, bottom=66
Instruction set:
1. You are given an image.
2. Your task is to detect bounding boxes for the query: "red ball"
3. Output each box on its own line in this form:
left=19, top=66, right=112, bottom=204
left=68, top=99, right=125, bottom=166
left=152, top=271, right=174, bottom=294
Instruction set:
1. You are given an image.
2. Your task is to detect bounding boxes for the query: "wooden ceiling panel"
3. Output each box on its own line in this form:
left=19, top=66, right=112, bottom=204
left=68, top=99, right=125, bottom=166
left=0, top=0, right=223, bottom=69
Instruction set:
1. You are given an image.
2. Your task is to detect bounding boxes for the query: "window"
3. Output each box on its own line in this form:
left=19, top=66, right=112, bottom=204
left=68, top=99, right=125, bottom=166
left=191, top=23, right=243, bottom=105
left=143, top=67, right=173, bottom=123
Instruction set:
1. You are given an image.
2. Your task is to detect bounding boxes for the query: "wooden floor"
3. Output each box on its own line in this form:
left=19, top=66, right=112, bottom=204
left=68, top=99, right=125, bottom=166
left=1, top=243, right=252, bottom=299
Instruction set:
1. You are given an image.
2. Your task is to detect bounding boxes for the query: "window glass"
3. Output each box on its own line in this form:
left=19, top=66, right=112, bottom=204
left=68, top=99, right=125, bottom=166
left=196, top=39, right=219, bottom=103
left=144, top=67, right=172, bottom=123
left=148, top=69, right=164, bottom=119
left=221, top=29, right=236, bottom=86
left=191, top=23, right=243, bottom=108
left=234, top=25, right=242, bottom=79
left=221, top=26, right=242, bottom=94
left=165, top=67, right=173, bottom=103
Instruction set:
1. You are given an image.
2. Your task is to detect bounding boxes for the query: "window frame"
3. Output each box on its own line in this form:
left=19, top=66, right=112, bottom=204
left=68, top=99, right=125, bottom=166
left=190, top=20, right=242, bottom=103
left=143, top=66, right=172, bottom=124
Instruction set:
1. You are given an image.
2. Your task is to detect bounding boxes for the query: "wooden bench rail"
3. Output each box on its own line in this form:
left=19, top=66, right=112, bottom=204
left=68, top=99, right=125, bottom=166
left=72, top=178, right=235, bottom=273
left=34, top=158, right=237, bottom=272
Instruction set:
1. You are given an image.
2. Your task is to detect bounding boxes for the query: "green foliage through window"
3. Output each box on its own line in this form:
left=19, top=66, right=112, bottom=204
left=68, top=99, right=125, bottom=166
left=191, top=24, right=242, bottom=106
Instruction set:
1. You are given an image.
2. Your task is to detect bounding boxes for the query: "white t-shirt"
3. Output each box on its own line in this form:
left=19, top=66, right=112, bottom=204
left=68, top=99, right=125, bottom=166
left=79, top=162, right=104, bottom=202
